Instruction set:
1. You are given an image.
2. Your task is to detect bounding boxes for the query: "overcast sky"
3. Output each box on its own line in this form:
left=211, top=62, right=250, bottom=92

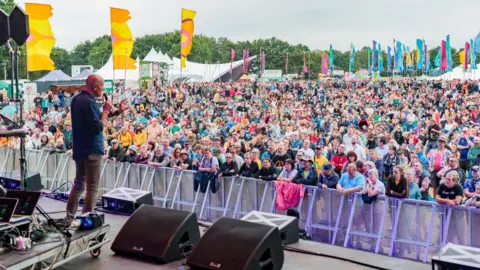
left=15, top=0, right=480, bottom=51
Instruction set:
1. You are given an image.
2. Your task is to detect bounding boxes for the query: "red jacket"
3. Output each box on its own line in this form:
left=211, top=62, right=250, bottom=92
left=331, top=154, right=347, bottom=172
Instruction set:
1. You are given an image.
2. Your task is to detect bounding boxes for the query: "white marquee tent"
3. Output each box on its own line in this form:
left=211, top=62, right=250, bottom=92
left=168, top=55, right=257, bottom=82
left=95, top=54, right=140, bottom=81
left=142, top=47, right=163, bottom=63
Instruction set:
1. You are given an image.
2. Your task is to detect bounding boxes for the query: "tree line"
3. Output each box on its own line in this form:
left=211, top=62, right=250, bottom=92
left=0, top=0, right=470, bottom=81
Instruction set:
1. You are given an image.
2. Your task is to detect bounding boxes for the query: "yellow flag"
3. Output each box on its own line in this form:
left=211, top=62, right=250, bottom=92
left=459, top=50, right=465, bottom=66
left=26, top=3, right=55, bottom=71
left=110, top=8, right=136, bottom=70
left=181, top=8, right=197, bottom=68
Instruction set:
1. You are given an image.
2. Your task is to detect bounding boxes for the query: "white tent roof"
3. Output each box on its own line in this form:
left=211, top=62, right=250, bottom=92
left=95, top=54, right=140, bottom=81
left=158, top=51, right=174, bottom=65
left=142, top=47, right=162, bottom=63
left=168, top=55, right=257, bottom=82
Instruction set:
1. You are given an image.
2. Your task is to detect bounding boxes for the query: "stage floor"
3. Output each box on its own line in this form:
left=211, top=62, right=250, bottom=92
left=38, top=198, right=429, bottom=270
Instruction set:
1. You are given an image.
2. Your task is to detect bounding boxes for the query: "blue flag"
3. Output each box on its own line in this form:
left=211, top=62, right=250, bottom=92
left=387, top=46, right=392, bottom=73
left=372, top=40, right=378, bottom=72
left=329, top=44, right=334, bottom=71
left=416, top=39, right=425, bottom=70
left=378, top=43, right=384, bottom=72
left=349, top=43, right=356, bottom=73
left=396, top=40, right=404, bottom=72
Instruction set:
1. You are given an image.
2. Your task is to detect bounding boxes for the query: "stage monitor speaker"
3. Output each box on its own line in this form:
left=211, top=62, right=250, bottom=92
left=0, top=9, right=9, bottom=44
left=8, top=6, right=29, bottom=46
left=242, top=211, right=299, bottom=245
left=111, top=205, right=200, bottom=263
left=186, top=217, right=284, bottom=270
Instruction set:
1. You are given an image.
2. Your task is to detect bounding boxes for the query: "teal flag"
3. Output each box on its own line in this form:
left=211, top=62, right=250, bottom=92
left=471, top=38, right=477, bottom=70
left=434, top=48, right=441, bottom=67
left=416, top=39, right=425, bottom=70
left=378, top=43, right=384, bottom=72
left=446, top=35, right=452, bottom=71
left=329, top=44, right=334, bottom=71
left=349, top=43, right=356, bottom=73
left=396, top=41, right=404, bottom=72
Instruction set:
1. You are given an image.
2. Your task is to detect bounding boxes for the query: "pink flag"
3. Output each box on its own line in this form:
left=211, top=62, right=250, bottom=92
left=303, top=53, right=308, bottom=73
left=261, top=51, right=265, bottom=73
left=321, top=53, right=329, bottom=74
left=230, top=49, right=236, bottom=74
left=441, top=40, right=448, bottom=71
left=465, top=42, right=470, bottom=70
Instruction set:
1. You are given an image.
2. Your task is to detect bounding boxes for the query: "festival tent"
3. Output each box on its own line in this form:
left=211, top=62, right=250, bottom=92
left=168, top=55, right=257, bottom=82
left=142, top=47, right=162, bottom=63
left=158, top=51, right=174, bottom=65
left=95, top=54, right=140, bottom=81
left=72, top=69, right=92, bottom=80
left=438, top=66, right=466, bottom=80
left=36, top=70, right=71, bottom=82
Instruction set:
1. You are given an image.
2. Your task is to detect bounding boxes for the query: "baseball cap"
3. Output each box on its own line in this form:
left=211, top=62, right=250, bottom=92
left=472, top=166, right=480, bottom=172
left=128, top=145, right=137, bottom=153
left=321, top=162, right=334, bottom=172
left=111, top=139, right=119, bottom=144
left=437, top=136, right=447, bottom=143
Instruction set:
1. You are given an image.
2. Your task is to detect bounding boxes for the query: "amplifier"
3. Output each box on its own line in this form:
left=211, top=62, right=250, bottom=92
left=0, top=171, right=42, bottom=191
left=102, top=188, right=153, bottom=214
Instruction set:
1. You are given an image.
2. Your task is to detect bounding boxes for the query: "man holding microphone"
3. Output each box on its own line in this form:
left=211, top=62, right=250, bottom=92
left=65, top=74, right=128, bottom=225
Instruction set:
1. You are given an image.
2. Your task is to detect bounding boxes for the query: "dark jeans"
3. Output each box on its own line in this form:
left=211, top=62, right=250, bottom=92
left=459, top=159, right=470, bottom=173
left=66, top=154, right=102, bottom=221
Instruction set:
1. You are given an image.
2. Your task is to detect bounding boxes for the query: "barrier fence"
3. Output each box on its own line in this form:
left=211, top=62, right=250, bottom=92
left=1, top=147, right=479, bottom=263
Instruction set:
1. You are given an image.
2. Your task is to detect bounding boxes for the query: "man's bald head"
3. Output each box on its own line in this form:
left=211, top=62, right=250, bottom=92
left=86, top=74, right=104, bottom=97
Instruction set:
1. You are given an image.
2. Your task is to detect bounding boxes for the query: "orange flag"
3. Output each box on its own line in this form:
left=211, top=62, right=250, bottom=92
left=110, top=7, right=136, bottom=70
left=181, top=8, right=196, bottom=68
left=26, top=3, right=55, bottom=71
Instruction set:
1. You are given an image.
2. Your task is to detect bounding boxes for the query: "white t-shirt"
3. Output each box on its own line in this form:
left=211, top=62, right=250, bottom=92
left=373, top=180, right=386, bottom=195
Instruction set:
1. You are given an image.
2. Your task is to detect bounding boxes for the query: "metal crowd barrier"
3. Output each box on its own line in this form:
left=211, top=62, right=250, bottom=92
left=1, top=147, right=480, bottom=263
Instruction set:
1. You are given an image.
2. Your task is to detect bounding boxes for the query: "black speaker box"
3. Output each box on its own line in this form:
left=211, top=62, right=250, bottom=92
left=111, top=205, right=200, bottom=263
left=8, top=6, right=29, bottom=46
left=0, top=9, right=9, bottom=44
left=242, top=211, right=299, bottom=245
left=186, top=217, right=284, bottom=270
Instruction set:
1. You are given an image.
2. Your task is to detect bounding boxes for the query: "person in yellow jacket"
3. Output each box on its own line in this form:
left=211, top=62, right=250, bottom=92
left=117, top=127, right=132, bottom=150
left=133, top=124, right=147, bottom=149
left=313, top=146, right=329, bottom=175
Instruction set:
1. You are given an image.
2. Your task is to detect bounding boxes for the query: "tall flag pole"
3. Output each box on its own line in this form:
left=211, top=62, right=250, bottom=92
left=349, top=43, right=356, bottom=73
left=110, top=7, right=136, bottom=70
left=416, top=39, right=425, bottom=70
left=329, top=45, right=334, bottom=71
left=285, top=53, right=289, bottom=74
left=25, top=3, right=56, bottom=72
left=387, top=46, right=392, bottom=73
left=230, top=49, right=235, bottom=74
left=372, top=40, right=377, bottom=72
left=322, top=52, right=328, bottom=74
left=243, top=49, right=247, bottom=74
left=471, top=38, right=477, bottom=70
left=446, top=35, right=452, bottom=71
left=396, top=40, right=404, bottom=72
left=261, top=49, right=265, bottom=74
left=393, top=39, right=397, bottom=73
left=181, top=8, right=196, bottom=69
left=424, top=40, right=428, bottom=72
left=378, top=43, right=384, bottom=72
left=441, top=40, right=448, bottom=71
left=303, top=52, right=309, bottom=73
left=367, top=47, right=372, bottom=73
left=464, top=41, right=470, bottom=71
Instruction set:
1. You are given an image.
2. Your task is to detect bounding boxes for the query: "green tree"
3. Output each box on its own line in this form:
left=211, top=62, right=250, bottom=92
left=0, top=0, right=15, bottom=13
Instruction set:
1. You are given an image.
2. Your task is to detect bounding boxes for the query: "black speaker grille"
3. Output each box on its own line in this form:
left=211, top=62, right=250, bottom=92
left=188, top=217, right=277, bottom=269
left=112, top=206, right=193, bottom=259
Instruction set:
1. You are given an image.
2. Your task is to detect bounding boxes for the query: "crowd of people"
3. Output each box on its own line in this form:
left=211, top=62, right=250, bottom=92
left=1, top=78, right=480, bottom=209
